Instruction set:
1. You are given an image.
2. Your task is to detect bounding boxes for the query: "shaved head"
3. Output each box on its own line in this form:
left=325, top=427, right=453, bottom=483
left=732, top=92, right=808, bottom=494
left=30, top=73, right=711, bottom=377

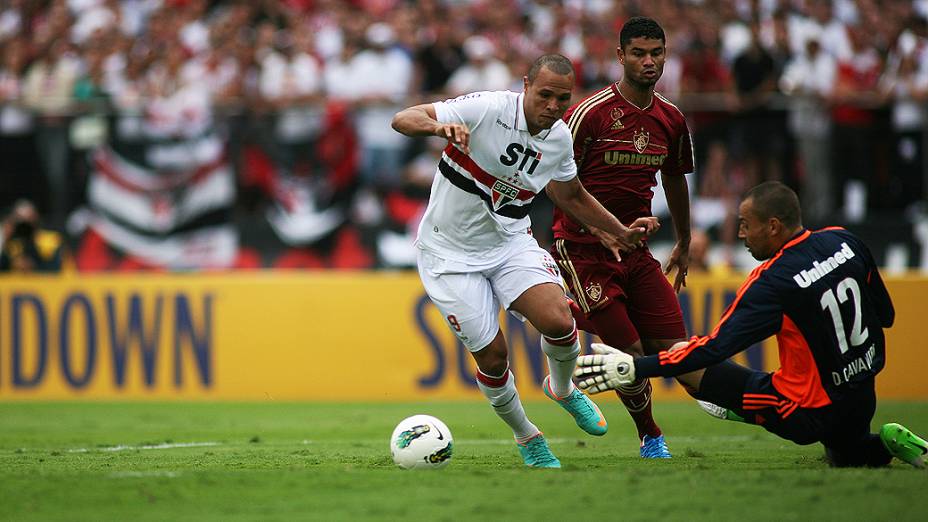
left=743, top=181, right=802, bottom=229
left=527, top=54, right=574, bottom=83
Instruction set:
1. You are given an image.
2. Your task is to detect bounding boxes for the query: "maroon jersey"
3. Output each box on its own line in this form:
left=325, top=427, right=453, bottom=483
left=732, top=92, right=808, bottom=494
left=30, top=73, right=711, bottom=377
left=553, top=83, right=694, bottom=243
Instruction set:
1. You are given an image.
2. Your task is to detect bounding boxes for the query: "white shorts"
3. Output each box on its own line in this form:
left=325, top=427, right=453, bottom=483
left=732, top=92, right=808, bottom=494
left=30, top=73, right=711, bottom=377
left=417, top=242, right=564, bottom=352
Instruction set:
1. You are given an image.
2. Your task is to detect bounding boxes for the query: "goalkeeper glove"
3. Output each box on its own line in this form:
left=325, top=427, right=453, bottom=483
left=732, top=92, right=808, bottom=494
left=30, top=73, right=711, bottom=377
left=574, top=343, right=636, bottom=393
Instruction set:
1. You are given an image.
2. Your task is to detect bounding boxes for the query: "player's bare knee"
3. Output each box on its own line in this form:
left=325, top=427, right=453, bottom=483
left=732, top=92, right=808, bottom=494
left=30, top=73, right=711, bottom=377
left=677, top=379, right=699, bottom=397
left=542, top=321, right=575, bottom=341
left=540, top=315, right=578, bottom=359
left=479, top=357, right=508, bottom=377
left=538, top=305, right=575, bottom=340
left=472, top=346, right=509, bottom=377
left=641, top=338, right=680, bottom=358
left=675, top=371, right=702, bottom=397
left=624, top=340, right=645, bottom=358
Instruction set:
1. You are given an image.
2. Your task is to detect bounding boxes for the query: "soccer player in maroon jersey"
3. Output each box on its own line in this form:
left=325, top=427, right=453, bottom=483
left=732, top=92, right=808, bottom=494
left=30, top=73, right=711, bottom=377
left=550, top=16, right=694, bottom=458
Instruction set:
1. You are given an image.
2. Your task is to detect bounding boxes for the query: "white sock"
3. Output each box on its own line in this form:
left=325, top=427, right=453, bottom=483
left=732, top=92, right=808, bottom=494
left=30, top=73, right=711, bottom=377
left=541, top=325, right=580, bottom=398
left=476, top=368, right=539, bottom=441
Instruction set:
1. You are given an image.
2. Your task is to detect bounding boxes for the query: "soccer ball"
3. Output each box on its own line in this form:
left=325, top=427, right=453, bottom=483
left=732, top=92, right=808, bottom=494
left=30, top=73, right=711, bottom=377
left=389, top=414, right=453, bottom=469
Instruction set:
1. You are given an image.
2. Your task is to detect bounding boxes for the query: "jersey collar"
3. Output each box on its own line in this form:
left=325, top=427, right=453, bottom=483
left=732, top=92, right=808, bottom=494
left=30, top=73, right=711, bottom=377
left=786, top=228, right=810, bottom=245
left=757, top=229, right=810, bottom=272
left=775, top=229, right=811, bottom=256
left=517, top=92, right=552, bottom=140
left=613, top=81, right=653, bottom=111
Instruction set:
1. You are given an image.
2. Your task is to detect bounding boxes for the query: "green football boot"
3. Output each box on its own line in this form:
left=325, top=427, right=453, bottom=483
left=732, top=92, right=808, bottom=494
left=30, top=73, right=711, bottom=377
left=697, top=400, right=746, bottom=423
left=880, top=423, right=927, bottom=468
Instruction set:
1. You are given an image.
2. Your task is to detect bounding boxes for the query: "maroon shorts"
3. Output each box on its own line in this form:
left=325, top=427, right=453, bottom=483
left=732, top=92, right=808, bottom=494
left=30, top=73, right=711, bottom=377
left=551, top=239, right=686, bottom=344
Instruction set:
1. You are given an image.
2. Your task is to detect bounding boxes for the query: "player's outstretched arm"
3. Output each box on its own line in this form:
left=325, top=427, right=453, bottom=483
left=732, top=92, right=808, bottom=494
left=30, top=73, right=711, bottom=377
left=547, top=178, right=658, bottom=261
left=391, top=103, right=470, bottom=153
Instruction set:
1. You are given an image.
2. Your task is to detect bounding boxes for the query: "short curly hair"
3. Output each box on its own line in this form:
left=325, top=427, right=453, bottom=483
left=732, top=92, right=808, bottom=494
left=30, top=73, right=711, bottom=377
left=619, top=16, right=666, bottom=49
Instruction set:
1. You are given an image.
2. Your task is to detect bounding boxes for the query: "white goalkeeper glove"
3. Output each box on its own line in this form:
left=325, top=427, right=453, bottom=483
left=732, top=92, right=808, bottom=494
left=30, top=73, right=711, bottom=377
left=573, top=343, right=636, bottom=394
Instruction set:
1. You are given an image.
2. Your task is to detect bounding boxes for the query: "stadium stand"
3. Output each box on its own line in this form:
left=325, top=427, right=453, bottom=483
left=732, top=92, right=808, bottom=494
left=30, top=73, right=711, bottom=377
left=0, top=0, right=926, bottom=272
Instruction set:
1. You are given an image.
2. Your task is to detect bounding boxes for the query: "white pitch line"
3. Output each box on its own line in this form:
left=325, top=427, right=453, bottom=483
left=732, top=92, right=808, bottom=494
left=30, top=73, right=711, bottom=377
left=455, top=438, right=571, bottom=445
left=68, top=442, right=221, bottom=453
left=301, top=438, right=572, bottom=446
left=10, top=435, right=755, bottom=455
left=450, top=435, right=757, bottom=445
left=664, top=435, right=756, bottom=443
left=108, top=471, right=181, bottom=478
left=301, top=435, right=757, bottom=446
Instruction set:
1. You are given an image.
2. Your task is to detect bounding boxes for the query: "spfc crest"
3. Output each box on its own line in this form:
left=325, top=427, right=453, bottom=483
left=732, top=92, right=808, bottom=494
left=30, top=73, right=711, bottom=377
left=610, top=107, right=624, bottom=129
left=633, top=128, right=650, bottom=153
left=491, top=179, right=520, bottom=210
left=585, top=282, right=603, bottom=302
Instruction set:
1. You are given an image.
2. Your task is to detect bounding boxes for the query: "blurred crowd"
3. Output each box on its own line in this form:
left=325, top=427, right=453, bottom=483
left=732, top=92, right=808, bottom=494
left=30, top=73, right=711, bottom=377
left=1, top=0, right=927, bottom=273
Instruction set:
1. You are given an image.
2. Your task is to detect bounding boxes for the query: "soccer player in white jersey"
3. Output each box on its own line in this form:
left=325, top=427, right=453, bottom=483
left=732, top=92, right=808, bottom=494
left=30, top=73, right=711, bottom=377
left=392, top=54, right=658, bottom=468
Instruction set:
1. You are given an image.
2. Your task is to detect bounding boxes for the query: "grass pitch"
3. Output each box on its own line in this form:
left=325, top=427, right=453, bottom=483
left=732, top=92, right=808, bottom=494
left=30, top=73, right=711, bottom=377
left=1, top=400, right=926, bottom=521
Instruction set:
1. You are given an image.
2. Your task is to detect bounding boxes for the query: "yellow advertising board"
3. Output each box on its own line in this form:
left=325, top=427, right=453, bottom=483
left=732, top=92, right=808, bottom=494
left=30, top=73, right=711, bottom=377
left=0, top=272, right=925, bottom=400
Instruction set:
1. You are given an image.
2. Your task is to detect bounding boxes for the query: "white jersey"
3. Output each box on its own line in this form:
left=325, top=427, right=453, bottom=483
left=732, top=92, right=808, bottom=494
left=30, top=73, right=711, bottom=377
left=416, top=90, right=577, bottom=269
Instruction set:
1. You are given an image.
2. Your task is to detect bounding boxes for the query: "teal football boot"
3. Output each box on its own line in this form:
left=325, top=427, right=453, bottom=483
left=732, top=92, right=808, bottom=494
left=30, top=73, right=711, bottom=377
left=517, top=433, right=561, bottom=468
left=543, top=376, right=608, bottom=436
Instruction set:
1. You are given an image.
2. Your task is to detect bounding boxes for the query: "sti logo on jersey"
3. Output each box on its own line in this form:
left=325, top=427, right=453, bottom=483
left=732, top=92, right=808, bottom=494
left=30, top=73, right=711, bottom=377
left=491, top=180, right=520, bottom=210
left=499, top=143, right=542, bottom=175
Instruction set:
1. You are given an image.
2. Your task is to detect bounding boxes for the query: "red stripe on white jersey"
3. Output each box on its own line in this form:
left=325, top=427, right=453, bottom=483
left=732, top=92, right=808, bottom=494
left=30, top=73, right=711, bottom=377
left=443, top=145, right=536, bottom=201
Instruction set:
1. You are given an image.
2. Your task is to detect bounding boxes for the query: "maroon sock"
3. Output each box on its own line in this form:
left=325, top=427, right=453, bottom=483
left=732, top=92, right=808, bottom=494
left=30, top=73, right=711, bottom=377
left=586, top=300, right=661, bottom=440
left=614, top=379, right=661, bottom=440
